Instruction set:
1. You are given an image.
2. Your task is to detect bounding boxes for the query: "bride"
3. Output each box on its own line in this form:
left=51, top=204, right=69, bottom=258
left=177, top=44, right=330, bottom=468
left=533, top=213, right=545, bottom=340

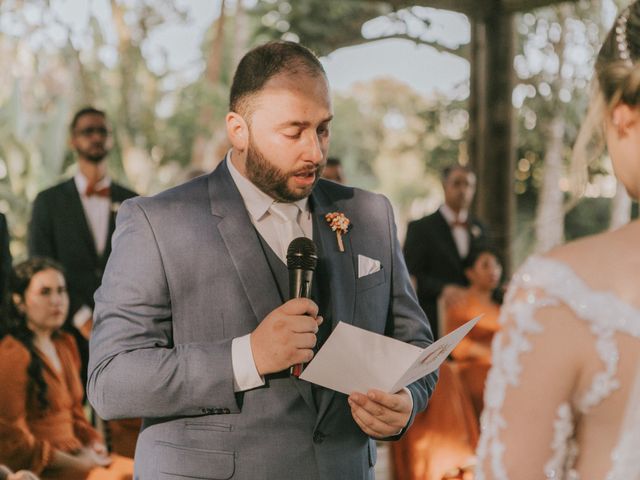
left=475, top=3, right=640, bottom=479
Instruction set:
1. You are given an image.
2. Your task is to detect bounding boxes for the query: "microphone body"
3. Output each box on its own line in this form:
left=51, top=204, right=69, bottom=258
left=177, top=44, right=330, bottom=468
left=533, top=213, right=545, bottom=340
left=286, top=237, right=318, bottom=377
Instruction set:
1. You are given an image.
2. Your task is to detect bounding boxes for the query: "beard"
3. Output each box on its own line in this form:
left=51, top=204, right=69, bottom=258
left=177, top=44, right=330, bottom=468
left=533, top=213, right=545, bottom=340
left=245, top=137, right=324, bottom=202
left=76, top=144, right=108, bottom=164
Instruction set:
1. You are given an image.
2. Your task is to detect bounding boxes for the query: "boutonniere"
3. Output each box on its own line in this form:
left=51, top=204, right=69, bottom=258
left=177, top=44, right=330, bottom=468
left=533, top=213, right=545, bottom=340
left=325, top=211, right=350, bottom=252
left=470, top=225, right=482, bottom=238
left=110, top=202, right=121, bottom=214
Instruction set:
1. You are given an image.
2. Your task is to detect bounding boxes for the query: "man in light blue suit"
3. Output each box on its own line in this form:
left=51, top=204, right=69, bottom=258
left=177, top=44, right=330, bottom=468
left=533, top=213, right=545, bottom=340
left=87, top=41, right=437, bottom=479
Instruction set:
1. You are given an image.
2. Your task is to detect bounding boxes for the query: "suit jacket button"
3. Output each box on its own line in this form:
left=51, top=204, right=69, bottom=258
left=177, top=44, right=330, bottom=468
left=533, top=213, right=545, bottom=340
left=313, top=431, right=325, bottom=444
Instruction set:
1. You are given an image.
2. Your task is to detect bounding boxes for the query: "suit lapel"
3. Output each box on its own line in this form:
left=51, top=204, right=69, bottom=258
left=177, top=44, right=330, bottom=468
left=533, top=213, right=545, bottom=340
left=64, top=180, right=99, bottom=262
left=208, top=161, right=282, bottom=326
left=310, top=185, right=356, bottom=328
left=309, top=184, right=356, bottom=427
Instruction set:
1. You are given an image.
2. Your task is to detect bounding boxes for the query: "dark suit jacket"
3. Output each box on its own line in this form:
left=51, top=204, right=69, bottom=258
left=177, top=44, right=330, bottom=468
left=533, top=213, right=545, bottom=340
left=28, top=178, right=137, bottom=377
left=0, top=213, right=11, bottom=303
left=403, top=209, right=487, bottom=338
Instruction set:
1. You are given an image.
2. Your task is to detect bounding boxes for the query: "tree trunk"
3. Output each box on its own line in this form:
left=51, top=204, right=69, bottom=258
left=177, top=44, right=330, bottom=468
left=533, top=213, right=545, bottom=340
left=535, top=115, right=565, bottom=252
left=191, top=0, right=227, bottom=170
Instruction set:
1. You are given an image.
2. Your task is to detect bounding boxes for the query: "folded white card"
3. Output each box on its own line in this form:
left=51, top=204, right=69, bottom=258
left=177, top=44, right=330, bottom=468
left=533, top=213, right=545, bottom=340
left=299, top=316, right=481, bottom=395
left=358, top=254, right=381, bottom=278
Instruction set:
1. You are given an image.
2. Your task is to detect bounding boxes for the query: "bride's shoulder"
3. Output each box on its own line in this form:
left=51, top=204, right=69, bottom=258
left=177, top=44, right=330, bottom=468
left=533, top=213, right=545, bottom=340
left=543, top=221, right=640, bottom=305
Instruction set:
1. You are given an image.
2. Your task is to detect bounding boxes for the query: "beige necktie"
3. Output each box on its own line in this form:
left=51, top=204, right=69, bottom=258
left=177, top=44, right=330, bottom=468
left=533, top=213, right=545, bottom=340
left=269, top=202, right=305, bottom=263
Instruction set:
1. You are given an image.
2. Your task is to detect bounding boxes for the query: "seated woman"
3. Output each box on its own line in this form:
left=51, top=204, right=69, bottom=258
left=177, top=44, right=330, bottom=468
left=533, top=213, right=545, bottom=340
left=0, top=258, right=132, bottom=480
left=445, top=247, right=503, bottom=420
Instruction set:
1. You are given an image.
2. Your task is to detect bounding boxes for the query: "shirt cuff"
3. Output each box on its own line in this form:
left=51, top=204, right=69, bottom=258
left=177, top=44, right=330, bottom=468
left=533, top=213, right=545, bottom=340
left=394, top=387, right=414, bottom=435
left=72, top=305, right=93, bottom=330
left=231, top=334, right=265, bottom=392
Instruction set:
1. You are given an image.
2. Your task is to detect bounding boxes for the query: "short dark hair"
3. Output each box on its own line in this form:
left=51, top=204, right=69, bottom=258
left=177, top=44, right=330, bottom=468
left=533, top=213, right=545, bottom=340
left=462, top=246, right=500, bottom=270
left=229, top=41, right=326, bottom=115
left=326, top=157, right=341, bottom=167
left=70, top=107, right=106, bottom=132
left=442, top=164, right=474, bottom=182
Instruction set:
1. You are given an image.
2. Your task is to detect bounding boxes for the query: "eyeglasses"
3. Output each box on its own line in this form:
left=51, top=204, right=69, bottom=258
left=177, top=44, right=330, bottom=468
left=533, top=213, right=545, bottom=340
left=74, top=127, right=110, bottom=137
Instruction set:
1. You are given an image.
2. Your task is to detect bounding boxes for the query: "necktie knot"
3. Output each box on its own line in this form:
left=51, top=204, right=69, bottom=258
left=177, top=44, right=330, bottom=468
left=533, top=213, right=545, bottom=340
left=270, top=202, right=300, bottom=224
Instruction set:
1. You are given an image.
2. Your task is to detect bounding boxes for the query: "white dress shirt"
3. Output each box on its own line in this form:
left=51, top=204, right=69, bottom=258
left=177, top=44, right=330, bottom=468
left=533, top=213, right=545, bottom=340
left=439, top=204, right=470, bottom=259
left=72, top=173, right=112, bottom=329
left=227, top=153, right=312, bottom=391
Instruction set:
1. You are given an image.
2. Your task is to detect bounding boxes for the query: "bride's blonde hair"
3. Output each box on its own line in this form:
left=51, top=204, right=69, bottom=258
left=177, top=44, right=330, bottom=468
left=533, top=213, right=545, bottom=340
left=572, top=2, right=640, bottom=196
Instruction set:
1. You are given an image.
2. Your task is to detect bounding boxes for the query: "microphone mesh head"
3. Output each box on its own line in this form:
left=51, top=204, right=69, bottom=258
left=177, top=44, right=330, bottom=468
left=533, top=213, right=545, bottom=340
left=286, top=237, right=318, bottom=271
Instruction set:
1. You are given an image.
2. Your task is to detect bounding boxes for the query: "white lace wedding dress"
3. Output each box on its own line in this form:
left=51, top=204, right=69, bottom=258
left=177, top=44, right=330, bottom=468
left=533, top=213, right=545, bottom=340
left=475, top=256, right=640, bottom=479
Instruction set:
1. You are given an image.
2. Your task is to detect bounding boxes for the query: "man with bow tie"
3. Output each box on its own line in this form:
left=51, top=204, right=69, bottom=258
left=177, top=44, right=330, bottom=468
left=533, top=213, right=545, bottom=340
left=27, top=106, right=137, bottom=404
left=403, top=164, right=488, bottom=339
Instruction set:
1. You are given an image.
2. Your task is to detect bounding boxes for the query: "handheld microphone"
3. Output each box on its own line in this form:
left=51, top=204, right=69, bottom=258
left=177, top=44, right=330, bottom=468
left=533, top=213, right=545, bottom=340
left=286, top=237, right=318, bottom=377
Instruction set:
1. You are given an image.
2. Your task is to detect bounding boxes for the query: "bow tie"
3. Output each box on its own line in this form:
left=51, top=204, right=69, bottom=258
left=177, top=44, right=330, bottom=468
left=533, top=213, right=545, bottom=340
left=85, top=184, right=111, bottom=197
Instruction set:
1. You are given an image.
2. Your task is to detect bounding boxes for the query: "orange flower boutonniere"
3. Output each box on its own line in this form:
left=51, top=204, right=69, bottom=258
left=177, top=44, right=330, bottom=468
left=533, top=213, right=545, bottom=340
left=325, top=212, right=350, bottom=252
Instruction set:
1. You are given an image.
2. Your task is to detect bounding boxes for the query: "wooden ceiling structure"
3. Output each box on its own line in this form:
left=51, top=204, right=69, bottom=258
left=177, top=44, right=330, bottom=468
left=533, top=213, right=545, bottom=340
left=381, top=0, right=577, bottom=272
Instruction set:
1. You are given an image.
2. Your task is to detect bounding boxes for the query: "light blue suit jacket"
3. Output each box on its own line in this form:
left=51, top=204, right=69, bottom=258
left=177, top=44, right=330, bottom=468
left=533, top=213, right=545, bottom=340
left=87, top=160, right=436, bottom=479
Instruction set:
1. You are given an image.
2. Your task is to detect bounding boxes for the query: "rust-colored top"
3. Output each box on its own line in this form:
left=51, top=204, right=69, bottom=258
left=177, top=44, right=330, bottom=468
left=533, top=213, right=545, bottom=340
left=0, top=332, right=102, bottom=473
left=446, top=291, right=501, bottom=363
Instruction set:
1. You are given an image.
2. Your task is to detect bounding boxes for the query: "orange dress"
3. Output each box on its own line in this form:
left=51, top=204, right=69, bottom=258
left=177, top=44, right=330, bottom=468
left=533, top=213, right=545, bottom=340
left=392, top=362, right=478, bottom=480
left=0, top=334, right=132, bottom=480
left=446, top=291, right=500, bottom=419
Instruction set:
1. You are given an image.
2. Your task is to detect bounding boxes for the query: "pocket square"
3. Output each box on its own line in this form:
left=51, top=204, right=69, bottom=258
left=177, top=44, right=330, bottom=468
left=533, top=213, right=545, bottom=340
left=358, top=254, right=382, bottom=278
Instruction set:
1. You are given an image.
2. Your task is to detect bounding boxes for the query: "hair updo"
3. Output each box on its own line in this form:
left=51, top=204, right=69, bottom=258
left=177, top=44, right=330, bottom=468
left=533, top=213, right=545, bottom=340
left=596, top=3, right=640, bottom=108
left=571, top=2, right=640, bottom=195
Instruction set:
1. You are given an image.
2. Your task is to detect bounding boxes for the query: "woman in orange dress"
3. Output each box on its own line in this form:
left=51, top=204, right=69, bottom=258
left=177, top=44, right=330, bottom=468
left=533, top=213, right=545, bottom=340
left=0, top=258, right=132, bottom=480
left=445, top=247, right=502, bottom=420
left=392, top=247, right=502, bottom=480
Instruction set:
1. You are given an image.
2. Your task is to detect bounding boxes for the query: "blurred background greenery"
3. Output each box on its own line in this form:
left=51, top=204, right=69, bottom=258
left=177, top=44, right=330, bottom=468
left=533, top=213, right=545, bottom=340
left=0, top=0, right=637, bottom=264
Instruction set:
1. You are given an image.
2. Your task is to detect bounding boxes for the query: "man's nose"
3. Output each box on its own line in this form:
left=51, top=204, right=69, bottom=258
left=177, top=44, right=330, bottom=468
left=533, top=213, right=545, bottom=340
left=303, top=131, right=324, bottom=164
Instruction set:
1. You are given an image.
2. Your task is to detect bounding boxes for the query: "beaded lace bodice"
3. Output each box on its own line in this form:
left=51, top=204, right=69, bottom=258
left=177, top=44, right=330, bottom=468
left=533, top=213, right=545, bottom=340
left=475, top=256, right=640, bottom=480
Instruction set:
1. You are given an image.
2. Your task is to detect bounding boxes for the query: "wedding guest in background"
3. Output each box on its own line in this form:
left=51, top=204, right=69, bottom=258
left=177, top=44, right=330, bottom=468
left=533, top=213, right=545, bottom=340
left=0, top=258, right=132, bottom=479
left=445, top=247, right=502, bottom=420
left=404, top=164, right=487, bottom=339
left=476, top=4, right=640, bottom=477
left=321, top=156, right=345, bottom=184
left=27, top=107, right=139, bottom=456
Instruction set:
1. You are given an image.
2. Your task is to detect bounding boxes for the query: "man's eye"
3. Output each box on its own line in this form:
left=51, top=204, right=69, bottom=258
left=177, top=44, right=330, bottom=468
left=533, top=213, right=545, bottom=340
left=283, top=130, right=301, bottom=138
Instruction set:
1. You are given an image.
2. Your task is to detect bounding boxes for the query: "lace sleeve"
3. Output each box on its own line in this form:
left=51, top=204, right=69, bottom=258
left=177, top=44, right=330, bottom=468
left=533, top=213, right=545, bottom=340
left=475, top=284, right=591, bottom=480
left=607, top=363, right=640, bottom=480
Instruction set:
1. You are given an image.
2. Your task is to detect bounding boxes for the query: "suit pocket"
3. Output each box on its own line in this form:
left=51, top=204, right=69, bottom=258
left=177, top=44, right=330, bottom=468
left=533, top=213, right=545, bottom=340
left=156, top=441, right=235, bottom=479
left=356, top=268, right=385, bottom=292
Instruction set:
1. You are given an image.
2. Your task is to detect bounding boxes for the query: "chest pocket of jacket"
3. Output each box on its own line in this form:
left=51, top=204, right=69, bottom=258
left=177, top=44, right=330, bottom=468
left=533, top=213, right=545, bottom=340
left=356, top=267, right=385, bottom=293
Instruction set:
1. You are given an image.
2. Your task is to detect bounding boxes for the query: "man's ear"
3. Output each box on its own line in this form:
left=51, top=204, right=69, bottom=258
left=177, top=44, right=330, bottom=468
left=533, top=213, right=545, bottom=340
left=226, top=112, right=249, bottom=151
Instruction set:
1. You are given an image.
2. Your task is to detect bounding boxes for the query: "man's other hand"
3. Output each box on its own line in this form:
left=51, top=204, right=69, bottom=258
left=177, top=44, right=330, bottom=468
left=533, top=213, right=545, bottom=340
left=348, top=389, right=412, bottom=439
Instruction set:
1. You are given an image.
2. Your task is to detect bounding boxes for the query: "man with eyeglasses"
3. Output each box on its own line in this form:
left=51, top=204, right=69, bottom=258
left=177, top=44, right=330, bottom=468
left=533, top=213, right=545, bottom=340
left=27, top=107, right=137, bottom=453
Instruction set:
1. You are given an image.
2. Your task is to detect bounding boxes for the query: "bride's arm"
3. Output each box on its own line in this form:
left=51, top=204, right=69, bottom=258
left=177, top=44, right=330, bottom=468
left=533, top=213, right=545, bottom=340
left=475, top=290, right=591, bottom=480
